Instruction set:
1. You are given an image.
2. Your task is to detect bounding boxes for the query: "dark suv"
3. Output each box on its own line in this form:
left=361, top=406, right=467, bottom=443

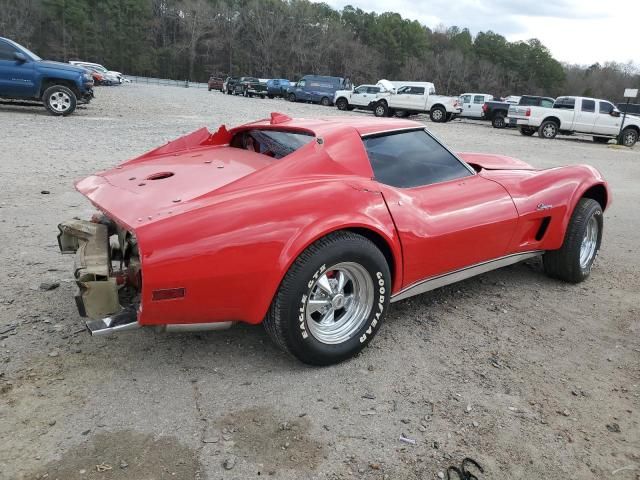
left=0, top=36, right=94, bottom=115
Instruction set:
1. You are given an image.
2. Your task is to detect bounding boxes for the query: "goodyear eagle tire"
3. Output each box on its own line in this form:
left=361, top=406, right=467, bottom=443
left=43, top=85, right=77, bottom=116
left=543, top=198, right=603, bottom=283
left=264, top=231, right=391, bottom=366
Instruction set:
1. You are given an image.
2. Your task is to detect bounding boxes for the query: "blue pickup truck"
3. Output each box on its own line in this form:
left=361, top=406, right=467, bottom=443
left=0, top=37, right=94, bottom=116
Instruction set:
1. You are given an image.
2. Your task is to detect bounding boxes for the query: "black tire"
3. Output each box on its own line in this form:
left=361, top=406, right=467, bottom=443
left=519, top=127, right=536, bottom=136
left=208, top=87, right=212, bottom=92
left=374, top=101, right=388, bottom=117
left=593, top=136, right=610, bottom=144
left=394, top=110, right=410, bottom=118
left=492, top=114, right=506, bottom=129
left=619, top=128, right=638, bottom=147
left=430, top=106, right=446, bottom=123
left=543, top=198, right=603, bottom=283
left=42, top=85, right=77, bottom=116
left=320, top=96, right=330, bottom=107
left=446, top=113, right=453, bottom=122
left=336, top=97, right=349, bottom=111
left=539, top=120, right=559, bottom=139
left=268, top=94, right=274, bottom=99
left=288, top=93, right=296, bottom=102
left=264, top=231, right=391, bottom=366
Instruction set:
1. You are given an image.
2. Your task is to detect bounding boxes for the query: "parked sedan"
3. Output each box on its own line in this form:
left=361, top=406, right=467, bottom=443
left=58, top=114, right=609, bottom=365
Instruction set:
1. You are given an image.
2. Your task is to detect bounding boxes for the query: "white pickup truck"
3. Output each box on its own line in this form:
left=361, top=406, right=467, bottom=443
left=334, top=84, right=382, bottom=111
left=372, top=79, right=462, bottom=122
left=508, top=95, right=639, bottom=147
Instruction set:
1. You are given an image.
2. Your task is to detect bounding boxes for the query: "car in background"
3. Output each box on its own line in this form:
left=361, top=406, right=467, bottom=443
left=0, top=36, right=93, bottom=115
left=372, top=80, right=462, bottom=122
left=334, top=84, right=381, bottom=111
left=223, top=76, right=240, bottom=94
left=482, top=95, right=555, bottom=128
left=508, top=95, right=639, bottom=146
left=459, top=93, right=494, bottom=118
left=236, top=77, right=267, bottom=98
left=208, top=75, right=224, bottom=92
left=286, top=75, right=351, bottom=106
left=57, top=112, right=610, bottom=365
left=69, top=61, right=122, bottom=85
left=266, top=79, right=290, bottom=98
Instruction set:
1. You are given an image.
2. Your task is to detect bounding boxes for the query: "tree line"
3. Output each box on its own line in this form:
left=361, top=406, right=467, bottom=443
left=2, top=0, right=638, bottom=101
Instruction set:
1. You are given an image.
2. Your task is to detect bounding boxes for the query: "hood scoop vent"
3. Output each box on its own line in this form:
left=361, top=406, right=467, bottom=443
left=146, top=172, right=174, bottom=181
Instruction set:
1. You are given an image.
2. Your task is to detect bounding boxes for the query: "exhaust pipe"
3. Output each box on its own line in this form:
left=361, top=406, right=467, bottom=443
left=86, top=306, right=140, bottom=336
left=86, top=307, right=234, bottom=337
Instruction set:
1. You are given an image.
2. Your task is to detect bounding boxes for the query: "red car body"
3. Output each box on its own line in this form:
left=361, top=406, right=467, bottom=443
left=60, top=114, right=609, bottom=333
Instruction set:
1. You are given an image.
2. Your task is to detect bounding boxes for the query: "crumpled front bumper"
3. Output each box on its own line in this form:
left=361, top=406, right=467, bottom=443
left=57, top=219, right=120, bottom=319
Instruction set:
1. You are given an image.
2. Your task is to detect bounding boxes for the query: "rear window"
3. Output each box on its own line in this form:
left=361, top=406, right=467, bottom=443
left=231, top=129, right=314, bottom=159
left=363, top=129, right=472, bottom=188
left=554, top=97, right=575, bottom=110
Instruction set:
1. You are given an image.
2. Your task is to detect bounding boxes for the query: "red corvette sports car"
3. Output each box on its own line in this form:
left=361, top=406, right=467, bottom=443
left=58, top=113, right=609, bottom=365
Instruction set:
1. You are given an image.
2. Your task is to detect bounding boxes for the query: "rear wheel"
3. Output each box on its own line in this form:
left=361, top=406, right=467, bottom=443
left=519, top=127, right=536, bottom=136
left=263, top=231, right=391, bottom=366
left=336, top=98, right=349, bottom=110
left=430, top=106, right=446, bottom=123
left=320, top=96, right=331, bottom=107
left=543, top=198, right=602, bottom=283
left=43, top=85, right=77, bottom=116
left=492, top=114, right=506, bottom=129
left=619, top=127, right=638, bottom=147
left=374, top=101, right=388, bottom=118
left=539, top=120, right=559, bottom=139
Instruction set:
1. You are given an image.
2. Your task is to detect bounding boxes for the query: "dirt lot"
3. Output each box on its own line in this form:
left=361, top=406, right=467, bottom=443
left=0, top=85, right=638, bottom=480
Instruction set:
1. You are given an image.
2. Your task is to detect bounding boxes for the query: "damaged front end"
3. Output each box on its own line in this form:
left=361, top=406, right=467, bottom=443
left=57, top=215, right=142, bottom=336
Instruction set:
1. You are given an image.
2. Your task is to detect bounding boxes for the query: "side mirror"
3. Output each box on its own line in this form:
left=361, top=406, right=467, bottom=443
left=611, top=110, right=621, bottom=117
left=14, top=52, right=27, bottom=63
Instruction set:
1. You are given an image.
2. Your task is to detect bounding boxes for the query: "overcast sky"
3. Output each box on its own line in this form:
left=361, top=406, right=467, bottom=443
left=320, top=0, right=639, bottom=66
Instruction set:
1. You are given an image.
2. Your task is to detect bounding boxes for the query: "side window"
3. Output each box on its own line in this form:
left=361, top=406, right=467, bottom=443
left=473, top=95, right=485, bottom=104
left=363, top=129, right=473, bottom=189
left=541, top=99, right=554, bottom=108
left=298, top=80, right=306, bottom=88
left=460, top=95, right=471, bottom=103
left=367, top=87, right=380, bottom=94
left=397, top=86, right=410, bottom=94
left=554, top=97, right=575, bottom=110
left=354, top=86, right=367, bottom=94
left=410, top=87, right=425, bottom=95
left=0, top=41, right=18, bottom=60
left=599, top=101, right=614, bottom=114
left=581, top=99, right=596, bottom=113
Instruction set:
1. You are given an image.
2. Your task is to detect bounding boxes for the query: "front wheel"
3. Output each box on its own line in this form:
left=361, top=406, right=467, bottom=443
left=43, top=85, right=77, bottom=116
left=543, top=198, right=603, bottom=283
left=336, top=98, right=349, bottom=110
left=430, top=106, right=446, bottom=123
left=288, top=93, right=296, bottom=102
left=263, top=231, right=391, bottom=366
left=619, top=128, right=638, bottom=147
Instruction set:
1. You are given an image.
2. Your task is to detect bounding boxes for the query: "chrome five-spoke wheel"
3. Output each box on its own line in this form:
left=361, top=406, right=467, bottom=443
left=305, top=262, right=374, bottom=344
left=49, top=91, right=71, bottom=113
left=579, top=215, right=598, bottom=269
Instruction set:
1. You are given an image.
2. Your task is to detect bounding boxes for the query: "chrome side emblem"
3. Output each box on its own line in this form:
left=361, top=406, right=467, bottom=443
left=536, top=203, right=552, bottom=211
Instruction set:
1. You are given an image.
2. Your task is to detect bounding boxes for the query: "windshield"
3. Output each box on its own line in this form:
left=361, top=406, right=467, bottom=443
left=231, top=129, right=314, bottom=159
left=16, top=43, right=41, bottom=61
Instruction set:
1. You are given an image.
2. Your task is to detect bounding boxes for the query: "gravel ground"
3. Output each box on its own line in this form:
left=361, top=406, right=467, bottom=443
left=0, top=84, right=638, bottom=480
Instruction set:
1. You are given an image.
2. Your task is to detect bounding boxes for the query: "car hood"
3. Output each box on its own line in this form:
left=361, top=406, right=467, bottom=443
left=38, top=60, right=85, bottom=74
left=75, top=129, right=275, bottom=230
left=457, top=152, right=534, bottom=171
